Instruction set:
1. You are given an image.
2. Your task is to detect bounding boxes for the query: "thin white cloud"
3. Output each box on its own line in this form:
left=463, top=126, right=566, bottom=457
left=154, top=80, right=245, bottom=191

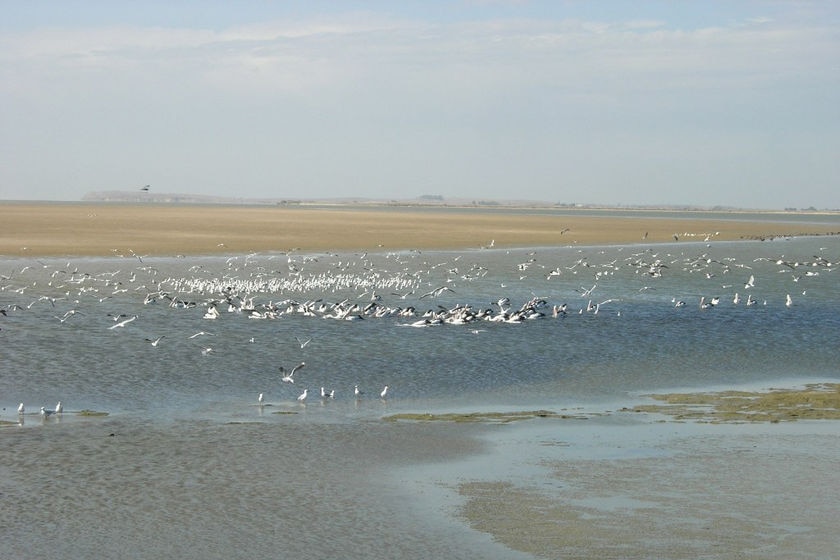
left=1, top=8, right=837, bottom=206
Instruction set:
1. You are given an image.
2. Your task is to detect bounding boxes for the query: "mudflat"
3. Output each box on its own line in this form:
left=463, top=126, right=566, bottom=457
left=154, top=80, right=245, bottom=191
left=2, top=202, right=838, bottom=257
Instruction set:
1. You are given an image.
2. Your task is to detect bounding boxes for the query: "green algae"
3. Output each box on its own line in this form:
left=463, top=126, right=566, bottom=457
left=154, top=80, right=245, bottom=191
left=77, top=410, right=109, bottom=417
left=383, top=410, right=588, bottom=424
left=629, top=383, right=840, bottom=423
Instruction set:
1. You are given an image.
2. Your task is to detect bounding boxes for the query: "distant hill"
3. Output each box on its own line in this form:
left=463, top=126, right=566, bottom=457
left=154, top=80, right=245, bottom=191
left=81, top=190, right=562, bottom=208
left=81, top=190, right=835, bottom=213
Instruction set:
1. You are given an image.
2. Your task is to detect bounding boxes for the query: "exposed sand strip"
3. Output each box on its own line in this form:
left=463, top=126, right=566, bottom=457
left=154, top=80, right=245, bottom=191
left=2, top=203, right=837, bottom=257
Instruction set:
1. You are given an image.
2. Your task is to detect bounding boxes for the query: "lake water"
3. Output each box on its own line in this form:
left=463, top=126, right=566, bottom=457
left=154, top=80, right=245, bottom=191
left=2, top=229, right=839, bottom=558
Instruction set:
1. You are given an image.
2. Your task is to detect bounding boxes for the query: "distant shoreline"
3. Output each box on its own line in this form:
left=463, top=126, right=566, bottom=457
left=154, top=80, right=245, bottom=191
left=2, top=201, right=839, bottom=257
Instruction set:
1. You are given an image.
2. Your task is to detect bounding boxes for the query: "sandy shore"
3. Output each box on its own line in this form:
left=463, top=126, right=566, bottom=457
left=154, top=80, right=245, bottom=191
left=2, top=202, right=838, bottom=257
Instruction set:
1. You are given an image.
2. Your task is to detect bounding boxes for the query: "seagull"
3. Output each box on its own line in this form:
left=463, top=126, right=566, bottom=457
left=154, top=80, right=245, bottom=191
left=40, top=406, right=55, bottom=417
left=419, top=286, right=455, bottom=299
left=201, top=347, right=214, bottom=356
left=297, top=388, right=308, bottom=403
left=295, top=336, right=311, bottom=349
left=258, top=393, right=264, bottom=406
left=280, top=361, right=305, bottom=383
left=55, top=401, right=63, bottom=414
left=145, top=335, right=165, bottom=346
left=109, top=314, right=137, bottom=329
left=189, top=331, right=214, bottom=339
left=785, top=294, right=793, bottom=307
left=320, top=386, right=335, bottom=399
left=354, top=385, right=364, bottom=398
left=380, top=385, right=389, bottom=399
left=17, top=402, right=24, bottom=415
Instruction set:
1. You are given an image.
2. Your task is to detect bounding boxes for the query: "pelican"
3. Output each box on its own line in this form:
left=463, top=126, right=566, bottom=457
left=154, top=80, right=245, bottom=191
left=280, top=362, right=305, bottom=383
left=297, top=388, right=308, bottom=403
left=380, top=385, right=389, bottom=399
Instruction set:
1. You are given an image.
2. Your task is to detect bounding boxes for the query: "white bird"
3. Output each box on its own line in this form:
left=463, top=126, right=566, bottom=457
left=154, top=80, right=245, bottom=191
left=201, top=347, right=214, bottom=356
left=354, top=385, right=364, bottom=398
left=297, top=388, right=308, bottom=403
left=189, top=331, right=214, bottom=339
left=320, top=386, right=335, bottom=399
left=55, top=401, right=63, bottom=414
left=380, top=385, right=389, bottom=399
left=745, top=274, right=755, bottom=289
left=145, top=335, right=165, bottom=346
left=280, top=362, right=305, bottom=383
left=258, top=393, right=264, bottom=405
left=785, top=294, right=793, bottom=307
left=295, top=336, right=311, bottom=349
left=109, top=314, right=137, bottom=329
left=203, top=305, right=220, bottom=319
left=17, top=402, right=24, bottom=414
left=40, top=406, right=54, bottom=417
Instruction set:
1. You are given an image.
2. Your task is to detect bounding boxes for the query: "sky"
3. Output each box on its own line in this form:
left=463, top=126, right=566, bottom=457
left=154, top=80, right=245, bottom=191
left=1, top=1, right=838, bottom=209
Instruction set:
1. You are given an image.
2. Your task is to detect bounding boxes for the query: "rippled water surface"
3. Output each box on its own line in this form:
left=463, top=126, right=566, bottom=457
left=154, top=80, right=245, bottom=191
left=2, top=233, right=839, bottom=558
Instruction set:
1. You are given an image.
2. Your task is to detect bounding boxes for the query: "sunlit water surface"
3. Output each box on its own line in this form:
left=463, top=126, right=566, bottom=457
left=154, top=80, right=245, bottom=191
left=2, top=233, right=839, bottom=558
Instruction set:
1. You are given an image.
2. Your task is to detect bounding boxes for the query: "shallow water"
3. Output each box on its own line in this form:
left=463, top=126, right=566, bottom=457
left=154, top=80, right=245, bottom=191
left=2, top=234, right=839, bottom=558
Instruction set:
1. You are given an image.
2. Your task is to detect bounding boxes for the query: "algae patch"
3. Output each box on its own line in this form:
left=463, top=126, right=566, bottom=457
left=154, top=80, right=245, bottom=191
left=383, top=410, right=588, bottom=424
left=629, top=383, right=840, bottom=423
left=77, top=410, right=109, bottom=417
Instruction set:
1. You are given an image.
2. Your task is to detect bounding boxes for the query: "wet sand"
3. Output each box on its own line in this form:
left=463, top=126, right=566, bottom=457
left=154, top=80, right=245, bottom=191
left=2, top=202, right=838, bottom=256
left=455, top=423, right=840, bottom=559
left=447, top=387, right=840, bottom=559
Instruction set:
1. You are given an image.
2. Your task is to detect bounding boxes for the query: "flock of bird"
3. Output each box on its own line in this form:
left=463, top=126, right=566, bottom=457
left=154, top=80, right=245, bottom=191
left=2, top=233, right=838, bottom=421
left=12, top=401, right=62, bottom=424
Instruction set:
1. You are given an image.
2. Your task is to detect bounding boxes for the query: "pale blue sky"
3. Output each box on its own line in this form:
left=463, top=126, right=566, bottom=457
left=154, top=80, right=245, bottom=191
left=2, top=1, right=838, bottom=208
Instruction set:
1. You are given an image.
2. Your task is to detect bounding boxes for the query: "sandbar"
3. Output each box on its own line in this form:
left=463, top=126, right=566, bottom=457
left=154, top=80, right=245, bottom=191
left=2, top=202, right=838, bottom=257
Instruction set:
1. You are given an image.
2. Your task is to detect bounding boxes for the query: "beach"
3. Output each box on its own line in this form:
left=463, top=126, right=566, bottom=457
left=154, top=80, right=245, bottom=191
left=2, top=202, right=838, bottom=256
left=3, top=202, right=840, bottom=559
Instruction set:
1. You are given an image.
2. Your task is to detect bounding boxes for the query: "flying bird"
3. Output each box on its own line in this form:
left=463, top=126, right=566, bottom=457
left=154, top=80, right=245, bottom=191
left=280, top=362, right=306, bottom=383
left=109, top=314, right=137, bottom=329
